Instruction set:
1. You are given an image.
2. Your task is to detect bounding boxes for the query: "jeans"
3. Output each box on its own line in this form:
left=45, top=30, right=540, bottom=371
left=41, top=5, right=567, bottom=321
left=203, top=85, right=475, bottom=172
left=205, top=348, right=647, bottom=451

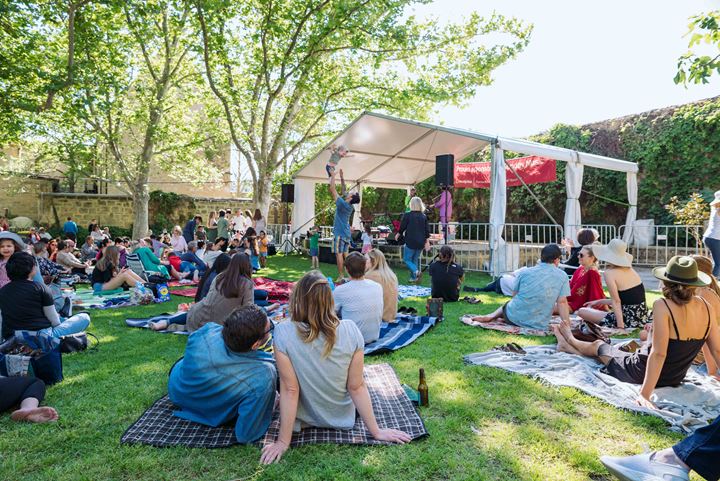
left=705, top=237, right=720, bottom=278
left=403, top=247, right=422, bottom=280
left=254, top=289, right=269, bottom=307
left=39, top=313, right=90, bottom=338
left=673, top=414, right=720, bottom=481
left=179, top=261, right=198, bottom=274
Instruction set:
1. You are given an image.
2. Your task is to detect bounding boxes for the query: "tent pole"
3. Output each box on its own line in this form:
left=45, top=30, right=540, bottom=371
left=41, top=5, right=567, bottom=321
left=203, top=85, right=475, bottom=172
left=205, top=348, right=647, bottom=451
left=504, top=157, right=561, bottom=228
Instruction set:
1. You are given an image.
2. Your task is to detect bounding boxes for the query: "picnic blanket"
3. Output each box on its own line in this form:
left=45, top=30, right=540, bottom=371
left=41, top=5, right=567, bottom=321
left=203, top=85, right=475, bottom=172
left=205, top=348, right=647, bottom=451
left=460, top=315, right=632, bottom=337
left=169, top=288, right=197, bottom=298
left=72, top=290, right=134, bottom=310
left=167, top=280, right=198, bottom=287
left=253, top=277, right=294, bottom=303
left=464, top=344, right=720, bottom=433
left=397, top=285, right=432, bottom=300
left=120, top=363, right=427, bottom=448
left=364, top=314, right=439, bottom=355
left=125, top=314, right=190, bottom=335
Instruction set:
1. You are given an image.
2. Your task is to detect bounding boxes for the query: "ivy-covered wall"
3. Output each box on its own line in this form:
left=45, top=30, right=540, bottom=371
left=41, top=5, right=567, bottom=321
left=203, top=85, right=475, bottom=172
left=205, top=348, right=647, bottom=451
left=355, top=96, right=720, bottom=226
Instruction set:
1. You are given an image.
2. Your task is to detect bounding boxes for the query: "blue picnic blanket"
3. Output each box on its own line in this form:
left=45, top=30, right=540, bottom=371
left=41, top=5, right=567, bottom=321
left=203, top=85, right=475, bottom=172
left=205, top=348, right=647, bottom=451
left=397, top=285, right=432, bottom=300
left=364, top=314, right=439, bottom=356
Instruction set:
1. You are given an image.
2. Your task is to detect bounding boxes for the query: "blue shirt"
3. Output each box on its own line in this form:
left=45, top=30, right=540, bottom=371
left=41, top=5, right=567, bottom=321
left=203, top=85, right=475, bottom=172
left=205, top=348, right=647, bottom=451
left=63, top=221, right=78, bottom=234
left=180, top=251, right=205, bottom=268
left=504, top=262, right=571, bottom=331
left=333, top=197, right=352, bottom=240
left=168, top=323, right=277, bottom=443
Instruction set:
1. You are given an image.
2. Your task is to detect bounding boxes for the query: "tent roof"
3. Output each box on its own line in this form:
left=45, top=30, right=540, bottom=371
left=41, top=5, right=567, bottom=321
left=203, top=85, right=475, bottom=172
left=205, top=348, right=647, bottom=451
left=294, top=112, right=637, bottom=188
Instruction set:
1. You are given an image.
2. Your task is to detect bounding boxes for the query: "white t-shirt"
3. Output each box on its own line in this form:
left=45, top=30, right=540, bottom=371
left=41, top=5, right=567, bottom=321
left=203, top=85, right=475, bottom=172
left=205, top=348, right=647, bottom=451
left=333, top=279, right=383, bottom=344
left=704, top=206, right=720, bottom=240
left=361, top=232, right=372, bottom=246
left=231, top=215, right=245, bottom=231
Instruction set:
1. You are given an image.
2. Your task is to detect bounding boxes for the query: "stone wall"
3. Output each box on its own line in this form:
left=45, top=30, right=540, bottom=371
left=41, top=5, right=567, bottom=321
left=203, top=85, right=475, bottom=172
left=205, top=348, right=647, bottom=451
left=0, top=177, right=55, bottom=219
left=39, top=193, right=135, bottom=227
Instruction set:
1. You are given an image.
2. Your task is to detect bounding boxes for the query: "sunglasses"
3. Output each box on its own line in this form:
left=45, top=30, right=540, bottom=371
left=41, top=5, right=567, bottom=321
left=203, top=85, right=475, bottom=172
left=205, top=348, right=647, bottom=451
left=264, top=322, right=275, bottom=335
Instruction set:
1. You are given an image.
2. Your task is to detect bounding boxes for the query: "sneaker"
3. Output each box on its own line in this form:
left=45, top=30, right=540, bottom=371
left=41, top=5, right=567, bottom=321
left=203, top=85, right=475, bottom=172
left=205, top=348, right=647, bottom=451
left=600, top=453, right=689, bottom=481
left=415, top=270, right=422, bottom=284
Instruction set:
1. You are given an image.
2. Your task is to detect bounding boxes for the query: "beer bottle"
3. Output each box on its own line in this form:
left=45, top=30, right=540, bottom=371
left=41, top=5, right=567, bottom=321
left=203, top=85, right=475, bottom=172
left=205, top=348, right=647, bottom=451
left=418, top=368, right=429, bottom=407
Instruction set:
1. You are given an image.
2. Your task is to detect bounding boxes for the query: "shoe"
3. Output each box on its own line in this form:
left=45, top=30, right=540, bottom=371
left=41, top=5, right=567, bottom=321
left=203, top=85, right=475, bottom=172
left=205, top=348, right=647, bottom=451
left=415, top=270, right=422, bottom=283
left=600, top=453, right=689, bottom=481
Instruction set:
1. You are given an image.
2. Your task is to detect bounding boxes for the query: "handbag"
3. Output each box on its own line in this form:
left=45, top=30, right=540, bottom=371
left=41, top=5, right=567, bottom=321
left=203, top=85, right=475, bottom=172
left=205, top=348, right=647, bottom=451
left=11, top=331, right=64, bottom=385
left=571, top=320, right=610, bottom=344
left=60, top=332, right=99, bottom=354
left=426, top=298, right=444, bottom=319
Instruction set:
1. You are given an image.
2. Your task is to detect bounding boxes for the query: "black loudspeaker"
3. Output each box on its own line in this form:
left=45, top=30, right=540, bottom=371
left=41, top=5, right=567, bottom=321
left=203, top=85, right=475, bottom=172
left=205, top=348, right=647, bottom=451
left=281, top=183, right=295, bottom=203
left=435, top=154, right=454, bottom=186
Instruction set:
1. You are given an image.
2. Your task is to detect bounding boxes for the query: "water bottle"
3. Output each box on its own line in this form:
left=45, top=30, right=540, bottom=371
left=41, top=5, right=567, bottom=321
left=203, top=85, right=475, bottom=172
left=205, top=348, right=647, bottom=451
left=327, top=277, right=335, bottom=291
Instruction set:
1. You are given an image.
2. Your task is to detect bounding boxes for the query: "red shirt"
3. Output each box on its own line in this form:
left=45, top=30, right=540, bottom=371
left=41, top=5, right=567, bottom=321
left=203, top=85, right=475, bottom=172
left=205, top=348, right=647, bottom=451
left=168, top=254, right=182, bottom=272
left=567, top=267, right=605, bottom=312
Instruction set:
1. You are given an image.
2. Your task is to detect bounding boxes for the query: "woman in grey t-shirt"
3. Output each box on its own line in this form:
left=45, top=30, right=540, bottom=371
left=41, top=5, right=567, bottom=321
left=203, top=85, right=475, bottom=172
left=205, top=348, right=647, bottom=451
left=260, top=271, right=411, bottom=464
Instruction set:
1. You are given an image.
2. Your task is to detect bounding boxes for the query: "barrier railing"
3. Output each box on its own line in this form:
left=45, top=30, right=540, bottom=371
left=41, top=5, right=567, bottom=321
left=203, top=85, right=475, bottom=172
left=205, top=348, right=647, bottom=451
left=618, top=224, right=707, bottom=266
left=421, top=223, right=492, bottom=272
left=265, top=224, right=290, bottom=243
left=567, top=224, right=617, bottom=243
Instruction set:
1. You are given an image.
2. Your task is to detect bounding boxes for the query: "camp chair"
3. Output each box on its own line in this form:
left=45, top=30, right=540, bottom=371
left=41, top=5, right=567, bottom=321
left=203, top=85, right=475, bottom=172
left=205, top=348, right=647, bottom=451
left=125, top=253, right=166, bottom=282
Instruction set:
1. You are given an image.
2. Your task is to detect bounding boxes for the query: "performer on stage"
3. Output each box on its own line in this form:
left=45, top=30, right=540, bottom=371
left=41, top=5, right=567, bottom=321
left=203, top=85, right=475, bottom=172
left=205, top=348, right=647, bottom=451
left=432, top=186, right=453, bottom=238
left=329, top=169, right=360, bottom=280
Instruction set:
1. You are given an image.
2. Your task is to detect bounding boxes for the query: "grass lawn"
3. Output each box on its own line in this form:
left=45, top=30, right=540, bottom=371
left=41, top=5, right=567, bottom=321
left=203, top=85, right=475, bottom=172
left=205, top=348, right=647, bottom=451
left=0, top=255, right=690, bottom=481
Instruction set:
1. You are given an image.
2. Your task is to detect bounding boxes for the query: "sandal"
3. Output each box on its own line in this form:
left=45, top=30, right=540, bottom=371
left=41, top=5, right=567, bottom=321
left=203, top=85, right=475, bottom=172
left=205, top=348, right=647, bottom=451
left=462, top=296, right=482, bottom=305
left=492, top=343, right=526, bottom=355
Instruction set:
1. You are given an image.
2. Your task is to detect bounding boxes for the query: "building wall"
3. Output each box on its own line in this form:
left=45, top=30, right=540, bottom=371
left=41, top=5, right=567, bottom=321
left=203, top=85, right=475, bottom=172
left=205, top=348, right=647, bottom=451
left=0, top=177, right=55, bottom=219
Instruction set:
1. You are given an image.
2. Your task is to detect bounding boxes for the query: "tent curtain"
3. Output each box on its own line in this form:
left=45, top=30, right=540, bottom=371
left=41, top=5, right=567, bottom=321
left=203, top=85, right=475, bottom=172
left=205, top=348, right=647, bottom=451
left=291, top=178, right=316, bottom=239
left=489, top=143, right=507, bottom=277
left=623, top=172, right=638, bottom=243
left=563, top=156, right=584, bottom=244
left=351, top=184, right=363, bottom=231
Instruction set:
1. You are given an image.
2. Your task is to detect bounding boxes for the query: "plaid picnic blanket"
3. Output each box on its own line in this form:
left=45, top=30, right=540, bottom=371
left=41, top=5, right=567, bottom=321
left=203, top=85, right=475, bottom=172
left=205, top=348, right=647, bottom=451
left=167, top=280, right=198, bottom=287
left=169, top=288, right=197, bottom=298
left=125, top=313, right=190, bottom=335
left=459, top=314, right=632, bottom=337
left=397, top=285, right=432, bottom=300
left=364, top=315, right=439, bottom=356
left=120, top=363, right=427, bottom=448
left=253, top=277, right=294, bottom=303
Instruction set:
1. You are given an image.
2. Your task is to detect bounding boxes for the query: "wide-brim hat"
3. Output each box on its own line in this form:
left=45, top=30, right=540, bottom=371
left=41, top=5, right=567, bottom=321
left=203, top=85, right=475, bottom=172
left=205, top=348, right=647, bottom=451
left=653, top=255, right=711, bottom=287
left=0, top=231, right=26, bottom=249
left=593, top=238, right=633, bottom=267
left=710, top=190, right=720, bottom=206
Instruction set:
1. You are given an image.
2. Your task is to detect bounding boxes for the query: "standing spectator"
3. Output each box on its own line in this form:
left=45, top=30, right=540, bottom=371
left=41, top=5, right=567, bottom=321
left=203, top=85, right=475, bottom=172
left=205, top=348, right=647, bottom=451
left=206, top=211, right=218, bottom=243
left=704, top=190, right=720, bottom=277
left=0, top=216, right=9, bottom=231
left=195, top=224, right=207, bottom=242
left=404, top=186, right=416, bottom=213
left=243, top=210, right=254, bottom=234
left=170, top=225, right=188, bottom=253
left=216, top=210, right=230, bottom=240
left=396, top=197, right=430, bottom=283
left=62, top=217, right=78, bottom=241
left=308, top=226, right=320, bottom=269
left=231, top=209, right=246, bottom=236
left=253, top=209, right=266, bottom=235
left=183, top=215, right=202, bottom=243
left=258, top=231, right=269, bottom=268
left=361, top=224, right=373, bottom=254
left=37, top=227, right=52, bottom=241
left=87, top=218, right=97, bottom=234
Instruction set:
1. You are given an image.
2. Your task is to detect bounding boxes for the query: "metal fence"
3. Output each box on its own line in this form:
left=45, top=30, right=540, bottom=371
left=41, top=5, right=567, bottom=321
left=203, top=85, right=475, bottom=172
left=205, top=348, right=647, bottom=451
left=619, top=224, right=707, bottom=266
left=269, top=220, right=707, bottom=273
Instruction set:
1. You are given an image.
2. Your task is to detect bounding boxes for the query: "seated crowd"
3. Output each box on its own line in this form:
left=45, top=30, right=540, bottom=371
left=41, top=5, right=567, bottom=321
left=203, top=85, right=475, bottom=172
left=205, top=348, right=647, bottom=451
left=2, top=213, right=720, bottom=479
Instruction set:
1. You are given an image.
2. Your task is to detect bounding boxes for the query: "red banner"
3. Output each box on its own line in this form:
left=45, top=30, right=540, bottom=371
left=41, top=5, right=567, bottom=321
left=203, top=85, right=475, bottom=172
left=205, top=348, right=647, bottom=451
left=453, top=155, right=556, bottom=189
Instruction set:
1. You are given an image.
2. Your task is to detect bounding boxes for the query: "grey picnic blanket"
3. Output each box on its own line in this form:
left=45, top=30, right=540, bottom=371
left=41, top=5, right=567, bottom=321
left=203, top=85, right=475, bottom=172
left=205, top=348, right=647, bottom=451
left=397, top=285, right=432, bottom=300
left=464, top=344, right=720, bottom=433
left=120, top=363, right=427, bottom=448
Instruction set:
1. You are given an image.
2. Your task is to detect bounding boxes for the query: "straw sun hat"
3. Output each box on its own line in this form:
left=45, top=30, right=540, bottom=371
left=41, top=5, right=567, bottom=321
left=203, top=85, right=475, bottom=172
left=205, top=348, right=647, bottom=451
left=593, top=239, right=633, bottom=267
left=653, top=255, right=711, bottom=287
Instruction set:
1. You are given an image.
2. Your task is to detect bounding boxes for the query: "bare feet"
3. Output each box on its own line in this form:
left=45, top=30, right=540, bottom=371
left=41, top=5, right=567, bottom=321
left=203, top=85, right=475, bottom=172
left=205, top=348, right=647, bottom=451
left=552, top=324, right=579, bottom=355
left=470, top=314, right=496, bottom=323
left=148, top=320, right=169, bottom=331
left=11, top=406, right=58, bottom=423
left=556, top=319, right=575, bottom=342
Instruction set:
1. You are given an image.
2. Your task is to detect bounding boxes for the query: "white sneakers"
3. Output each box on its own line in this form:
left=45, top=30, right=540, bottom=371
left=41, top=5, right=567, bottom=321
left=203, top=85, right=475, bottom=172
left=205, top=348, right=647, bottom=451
left=600, top=453, right=689, bottom=481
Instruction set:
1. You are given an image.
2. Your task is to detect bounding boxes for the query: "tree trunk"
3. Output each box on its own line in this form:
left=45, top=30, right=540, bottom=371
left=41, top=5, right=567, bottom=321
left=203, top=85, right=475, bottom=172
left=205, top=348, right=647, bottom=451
left=132, top=185, right=150, bottom=239
left=254, top=171, right=274, bottom=222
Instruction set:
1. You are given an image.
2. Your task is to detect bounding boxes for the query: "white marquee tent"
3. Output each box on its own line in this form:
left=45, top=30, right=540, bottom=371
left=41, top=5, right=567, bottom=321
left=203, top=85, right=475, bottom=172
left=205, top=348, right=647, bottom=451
left=293, top=112, right=639, bottom=275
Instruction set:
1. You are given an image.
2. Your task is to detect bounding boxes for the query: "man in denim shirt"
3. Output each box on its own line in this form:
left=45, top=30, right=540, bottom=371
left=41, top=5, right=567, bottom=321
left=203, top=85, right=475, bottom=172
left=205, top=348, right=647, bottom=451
left=168, top=305, right=277, bottom=443
left=470, top=244, right=571, bottom=331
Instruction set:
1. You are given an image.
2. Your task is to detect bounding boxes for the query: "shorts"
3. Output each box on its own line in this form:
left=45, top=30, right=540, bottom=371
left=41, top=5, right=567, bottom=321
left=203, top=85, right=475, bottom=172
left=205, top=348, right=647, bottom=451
left=260, top=252, right=268, bottom=257
left=93, top=282, right=105, bottom=293
left=331, top=236, right=350, bottom=254
left=361, top=244, right=372, bottom=254
left=602, top=303, right=649, bottom=329
left=326, top=163, right=336, bottom=177
left=309, top=247, right=319, bottom=257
